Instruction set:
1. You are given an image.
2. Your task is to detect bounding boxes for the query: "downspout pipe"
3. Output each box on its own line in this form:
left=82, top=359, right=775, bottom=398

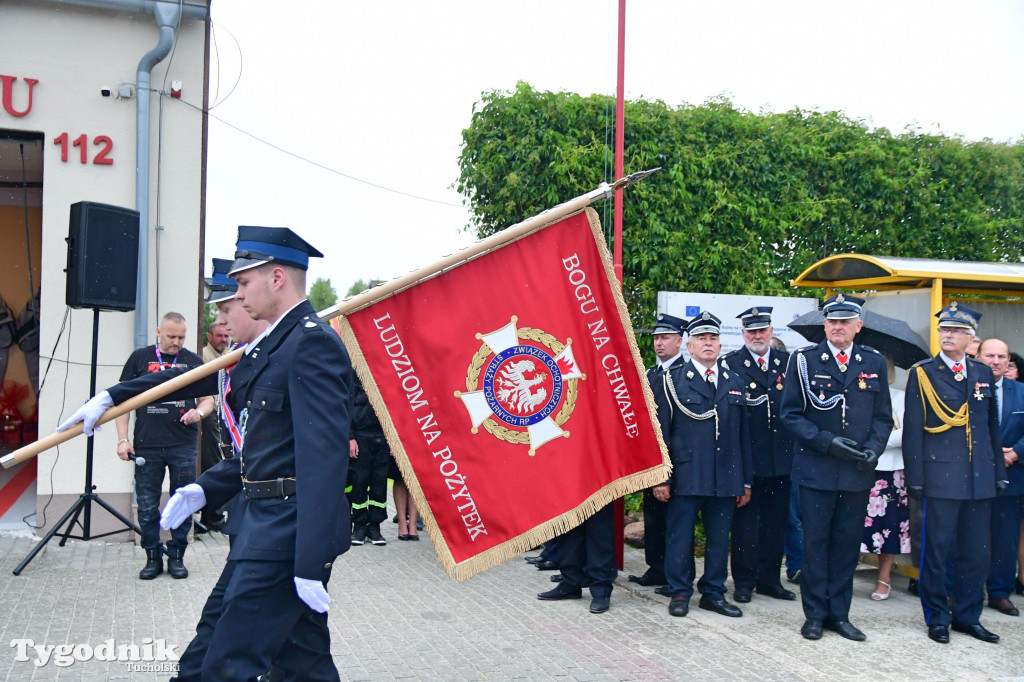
left=134, top=3, right=181, bottom=348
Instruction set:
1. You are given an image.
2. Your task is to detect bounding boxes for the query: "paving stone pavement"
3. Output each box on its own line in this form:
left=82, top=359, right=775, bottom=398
left=0, top=518, right=1022, bottom=681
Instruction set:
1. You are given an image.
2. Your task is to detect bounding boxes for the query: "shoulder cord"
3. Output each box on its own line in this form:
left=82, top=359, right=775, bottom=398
left=746, top=392, right=770, bottom=428
left=662, top=370, right=719, bottom=439
left=797, top=352, right=847, bottom=424
left=914, top=365, right=972, bottom=460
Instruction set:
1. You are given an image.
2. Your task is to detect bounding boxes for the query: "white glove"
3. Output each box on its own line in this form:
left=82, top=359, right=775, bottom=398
left=294, top=577, right=330, bottom=613
left=57, top=391, right=113, bottom=437
left=160, top=483, right=207, bottom=530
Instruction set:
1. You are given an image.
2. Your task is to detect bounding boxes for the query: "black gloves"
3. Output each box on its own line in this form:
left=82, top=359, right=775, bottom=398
left=827, top=436, right=863, bottom=462
left=907, top=486, right=924, bottom=501
left=856, top=449, right=879, bottom=472
left=996, top=480, right=1009, bottom=497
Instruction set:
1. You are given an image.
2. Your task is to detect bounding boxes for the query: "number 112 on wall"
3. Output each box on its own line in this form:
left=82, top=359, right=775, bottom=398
left=53, top=133, right=113, bottom=165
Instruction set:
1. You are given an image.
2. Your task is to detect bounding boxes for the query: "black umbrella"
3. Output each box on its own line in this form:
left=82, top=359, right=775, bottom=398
left=787, top=309, right=930, bottom=369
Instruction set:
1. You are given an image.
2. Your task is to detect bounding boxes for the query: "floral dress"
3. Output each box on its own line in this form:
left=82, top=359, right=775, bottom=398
left=861, top=386, right=911, bottom=555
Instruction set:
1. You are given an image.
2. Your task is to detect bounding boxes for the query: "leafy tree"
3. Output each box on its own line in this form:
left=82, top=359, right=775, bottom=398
left=307, top=277, right=338, bottom=312
left=202, top=303, right=219, bottom=338
left=458, top=82, right=1024, bottom=348
left=345, top=278, right=384, bottom=298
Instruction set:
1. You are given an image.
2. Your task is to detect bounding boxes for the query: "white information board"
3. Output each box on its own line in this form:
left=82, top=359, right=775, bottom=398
left=657, top=291, right=819, bottom=358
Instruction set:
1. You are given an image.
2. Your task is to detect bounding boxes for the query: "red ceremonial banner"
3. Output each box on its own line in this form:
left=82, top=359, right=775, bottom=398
left=335, top=208, right=669, bottom=580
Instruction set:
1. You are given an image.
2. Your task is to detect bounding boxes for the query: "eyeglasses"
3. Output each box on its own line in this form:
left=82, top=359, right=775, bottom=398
left=938, top=328, right=969, bottom=336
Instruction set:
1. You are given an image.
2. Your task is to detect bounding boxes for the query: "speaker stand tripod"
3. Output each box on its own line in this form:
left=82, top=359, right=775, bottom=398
left=14, top=308, right=141, bottom=575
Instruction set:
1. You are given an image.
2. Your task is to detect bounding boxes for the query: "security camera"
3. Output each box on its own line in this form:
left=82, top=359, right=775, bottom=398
left=100, top=88, right=112, bottom=97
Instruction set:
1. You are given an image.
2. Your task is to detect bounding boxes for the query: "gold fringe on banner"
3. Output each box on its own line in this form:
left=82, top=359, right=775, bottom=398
left=333, top=206, right=670, bottom=581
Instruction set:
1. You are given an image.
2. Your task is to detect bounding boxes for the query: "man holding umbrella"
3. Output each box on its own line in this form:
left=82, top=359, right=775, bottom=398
left=780, top=294, right=893, bottom=641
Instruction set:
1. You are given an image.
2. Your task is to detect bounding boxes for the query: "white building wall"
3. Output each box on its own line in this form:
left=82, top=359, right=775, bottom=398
left=2, top=1, right=208, bottom=536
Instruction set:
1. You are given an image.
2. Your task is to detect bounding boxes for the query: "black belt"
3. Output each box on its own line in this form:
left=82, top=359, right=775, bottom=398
left=242, top=477, right=296, bottom=499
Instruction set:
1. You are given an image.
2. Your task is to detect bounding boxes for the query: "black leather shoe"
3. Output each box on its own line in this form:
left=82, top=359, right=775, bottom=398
left=627, top=570, right=667, bottom=586
left=525, top=555, right=544, bottom=565
left=1015, top=578, right=1024, bottom=596
left=668, top=595, right=690, bottom=617
left=589, top=595, right=610, bottom=614
left=786, top=569, right=801, bottom=585
left=951, top=622, right=1000, bottom=643
left=928, top=624, right=949, bottom=644
left=756, top=583, right=797, bottom=601
left=988, top=597, right=1020, bottom=616
left=550, top=574, right=563, bottom=582
left=733, top=588, right=752, bottom=603
left=535, top=560, right=560, bottom=571
left=654, top=585, right=673, bottom=597
left=801, top=619, right=823, bottom=640
left=698, top=595, right=742, bottom=617
left=907, top=578, right=919, bottom=596
left=537, top=585, right=582, bottom=601
left=825, top=620, right=866, bottom=641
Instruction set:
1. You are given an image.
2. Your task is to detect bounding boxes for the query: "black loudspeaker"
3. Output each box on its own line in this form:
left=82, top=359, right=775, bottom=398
left=65, top=201, right=140, bottom=311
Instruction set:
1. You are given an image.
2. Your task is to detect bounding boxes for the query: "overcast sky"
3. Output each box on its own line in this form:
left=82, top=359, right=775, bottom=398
left=202, top=1, right=1024, bottom=295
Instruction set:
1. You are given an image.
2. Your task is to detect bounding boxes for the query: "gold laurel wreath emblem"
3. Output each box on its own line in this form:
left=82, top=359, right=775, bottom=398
left=463, top=327, right=579, bottom=445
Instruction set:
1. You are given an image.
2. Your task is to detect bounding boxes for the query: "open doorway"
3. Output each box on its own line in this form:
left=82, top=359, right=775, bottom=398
left=0, top=130, right=42, bottom=530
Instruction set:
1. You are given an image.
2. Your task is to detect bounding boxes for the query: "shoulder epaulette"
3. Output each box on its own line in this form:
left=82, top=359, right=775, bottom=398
left=793, top=345, right=816, bottom=355
left=859, top=345, right=881, bottom=355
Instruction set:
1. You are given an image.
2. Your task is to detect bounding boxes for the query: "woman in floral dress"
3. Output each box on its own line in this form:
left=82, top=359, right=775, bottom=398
left=861, top=354, right=910, bottom=600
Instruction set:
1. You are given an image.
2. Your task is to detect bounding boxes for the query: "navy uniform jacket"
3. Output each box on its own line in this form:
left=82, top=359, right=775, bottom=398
left=999, top=378, right=1024, bottom=495
left=646, top=360, right=674, bottom=443
left=780, top=341, right=893, bottom=492
left=111, top=301, right=354, bottom=582
left=903, top=355, right=1005, bottom=500
left=723, top=348, right=794, bottom=478
left=661, top=358, right=752, bottom=497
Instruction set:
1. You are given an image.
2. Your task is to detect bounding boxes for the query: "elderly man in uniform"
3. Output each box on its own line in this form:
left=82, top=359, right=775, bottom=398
left=780, top=294, right=892, bottom=642
left=627, top=313, right=686, bottom=593
left=978, top=338, right=1024, bottom=617
left=904, top=303, right=1007, bottom=644
left=725, top=306, right=797, bottom=603
left=653, top=312, right=752, bottom=618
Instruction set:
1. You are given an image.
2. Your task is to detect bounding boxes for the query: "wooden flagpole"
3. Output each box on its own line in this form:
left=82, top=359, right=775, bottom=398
left=2, top=172, right=657, bottom=470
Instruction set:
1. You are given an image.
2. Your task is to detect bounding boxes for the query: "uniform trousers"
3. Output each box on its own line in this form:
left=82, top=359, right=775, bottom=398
left=348, top=434, right=390, bottom=527
left=730, top=475, right=789, bottom=591
left=191, top=559, right=337, bottom=681
left=665, top=495, right=734, bottom=598
left=920, top=497, right=992, bottom=627
left=557, top=502, right=616, bottom=598
left=799, top=486, right=869, bottom=622
left=987, top=493, right=1024, bottom=599
left=641, top=487, right=667, bottom=580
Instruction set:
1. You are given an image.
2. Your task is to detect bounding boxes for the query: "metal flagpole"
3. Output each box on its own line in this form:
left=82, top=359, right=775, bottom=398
left=613, top=0, right=627, bottom=569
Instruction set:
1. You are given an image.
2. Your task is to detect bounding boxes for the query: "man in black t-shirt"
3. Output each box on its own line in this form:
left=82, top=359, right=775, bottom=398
left=115, top=312, right=214, bottom=580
